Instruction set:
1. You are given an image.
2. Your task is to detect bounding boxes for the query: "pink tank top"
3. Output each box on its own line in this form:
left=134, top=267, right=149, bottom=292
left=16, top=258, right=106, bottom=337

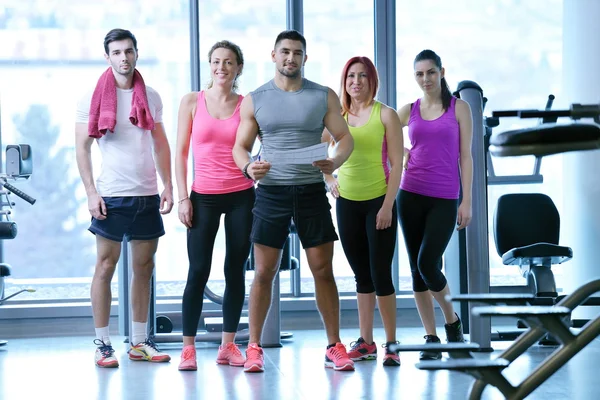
left=191, top=91, right=254, bottom=194
left=400, top=97, right=460, bottom=199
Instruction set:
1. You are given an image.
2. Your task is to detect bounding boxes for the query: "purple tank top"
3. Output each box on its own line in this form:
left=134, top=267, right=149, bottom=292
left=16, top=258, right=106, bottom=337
left=400, top=97, right=460, bottom=199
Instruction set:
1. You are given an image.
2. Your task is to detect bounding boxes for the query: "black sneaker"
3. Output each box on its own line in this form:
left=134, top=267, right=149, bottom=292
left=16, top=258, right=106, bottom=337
left=420, top=335, right=442, bottom=360
left=445, top=313, right=465, bottom=343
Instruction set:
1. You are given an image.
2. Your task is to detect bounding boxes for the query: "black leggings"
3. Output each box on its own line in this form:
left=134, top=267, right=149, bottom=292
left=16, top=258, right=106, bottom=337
left=336, top=195, right=397, bottom=296
left=396, top=189, right=458, bottom=293
left=182, top=187, right=255, bottom=336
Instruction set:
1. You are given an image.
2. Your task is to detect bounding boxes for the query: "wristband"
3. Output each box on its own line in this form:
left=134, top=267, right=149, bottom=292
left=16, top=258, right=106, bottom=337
left=242, top=161, right=253, bottom=180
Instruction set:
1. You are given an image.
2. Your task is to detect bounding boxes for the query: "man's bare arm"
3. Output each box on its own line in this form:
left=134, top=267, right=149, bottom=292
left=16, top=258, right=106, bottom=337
left=151, top=123, right=173, bottom=191
left=232, top=96, right=259, bottom=169
left=151, top=122, right=174, bottom=214
left=75, top=123, right=97, bottom=196
left=75, top=123, right=107, bottom=219
left=323, top=88, right=354, bottom=169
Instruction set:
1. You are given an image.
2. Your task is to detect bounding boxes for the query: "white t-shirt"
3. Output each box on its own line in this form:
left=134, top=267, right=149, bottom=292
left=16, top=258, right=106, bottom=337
left=76, top=87, right=163, bottom=197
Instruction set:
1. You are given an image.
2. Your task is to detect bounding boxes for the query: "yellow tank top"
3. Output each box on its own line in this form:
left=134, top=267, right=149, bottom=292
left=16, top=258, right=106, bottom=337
left=338, top=101, right=389, bottom=201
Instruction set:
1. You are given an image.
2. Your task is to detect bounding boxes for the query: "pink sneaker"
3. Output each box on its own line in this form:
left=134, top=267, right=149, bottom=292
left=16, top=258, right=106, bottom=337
left=216, top=342, right=245, bottom=367
left=347, top=337, right=377, bottom=361
left=382, top=341, right=401, bottom=366
left=325, top=343, right=355, bottom=371
left=243, top=343, right=264, bottom=373
left=178, top=345, right=197, bottom=371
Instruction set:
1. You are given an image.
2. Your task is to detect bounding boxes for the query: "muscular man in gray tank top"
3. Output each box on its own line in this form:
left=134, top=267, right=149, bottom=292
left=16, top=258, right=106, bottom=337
left=233, top=30, right=355, bottom=373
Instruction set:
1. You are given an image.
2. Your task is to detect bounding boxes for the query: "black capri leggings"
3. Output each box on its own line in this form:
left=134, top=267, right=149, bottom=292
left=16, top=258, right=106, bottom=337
left=336, top=195, right=397, bottom=296
left=182, top=187, right=255, bottom=336
left=396, top=189, right=458, bottom=293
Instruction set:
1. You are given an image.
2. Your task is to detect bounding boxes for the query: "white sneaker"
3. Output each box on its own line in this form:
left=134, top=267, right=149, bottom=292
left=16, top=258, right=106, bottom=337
left=128, top=338, right=171, bottom=362
left=94, top=339, right=119, bottom=368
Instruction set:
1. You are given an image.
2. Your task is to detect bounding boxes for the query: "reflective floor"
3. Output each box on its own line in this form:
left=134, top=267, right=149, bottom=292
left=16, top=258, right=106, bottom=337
left=0, top=327, right=597, bottom=400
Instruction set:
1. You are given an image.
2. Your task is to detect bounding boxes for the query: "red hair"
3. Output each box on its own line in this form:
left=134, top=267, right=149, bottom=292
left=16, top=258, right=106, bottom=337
left=339, top=56, right=379, bottom=117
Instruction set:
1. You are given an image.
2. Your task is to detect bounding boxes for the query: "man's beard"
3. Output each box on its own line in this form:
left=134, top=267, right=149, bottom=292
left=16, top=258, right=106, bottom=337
left=278, top=66, right=301, bottom=78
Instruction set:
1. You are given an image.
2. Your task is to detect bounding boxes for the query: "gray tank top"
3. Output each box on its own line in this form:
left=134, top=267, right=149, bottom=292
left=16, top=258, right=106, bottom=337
left=252, top=78, right=328, bottom=186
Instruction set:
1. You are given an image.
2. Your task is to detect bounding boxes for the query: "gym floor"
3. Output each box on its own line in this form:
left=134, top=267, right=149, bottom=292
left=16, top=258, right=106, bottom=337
left=0, top=327, right=597, bottom=400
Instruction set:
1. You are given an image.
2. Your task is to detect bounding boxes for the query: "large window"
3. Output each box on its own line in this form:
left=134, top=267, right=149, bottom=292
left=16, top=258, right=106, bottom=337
left=0, top=0, right=191, bottom=300
left=0, top=0, right=567, bottom=307
left=153, top=0, right=287, bottom=298
left=395, top=0, right=564, bottom=287
left=303, top=0, right=374, bottom=294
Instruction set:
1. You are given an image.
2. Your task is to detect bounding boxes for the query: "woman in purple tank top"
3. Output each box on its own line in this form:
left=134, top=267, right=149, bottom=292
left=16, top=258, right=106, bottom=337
left=396, top=50, right=474, bottom=360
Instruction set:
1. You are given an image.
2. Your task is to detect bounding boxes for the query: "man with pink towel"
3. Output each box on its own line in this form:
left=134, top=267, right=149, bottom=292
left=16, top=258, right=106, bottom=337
left=75, top=28, right=173, bottom=368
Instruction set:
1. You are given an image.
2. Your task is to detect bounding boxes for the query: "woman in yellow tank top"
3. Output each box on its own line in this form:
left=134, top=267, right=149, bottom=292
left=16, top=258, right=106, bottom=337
left=323, top=56, right=404, bottom=366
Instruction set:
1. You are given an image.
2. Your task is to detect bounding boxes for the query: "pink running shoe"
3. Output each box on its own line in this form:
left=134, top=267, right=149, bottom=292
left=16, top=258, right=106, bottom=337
left=324, top=343, right=355, bottom=371
left=347, top=337, right=377, bottom=361
left=178, top=345, right=197, bottom=371
left=243, top=343, right=264, bottom=373
left=216, top=342, right=245, bottom=367
left=382, top=342, right=401, bottom=367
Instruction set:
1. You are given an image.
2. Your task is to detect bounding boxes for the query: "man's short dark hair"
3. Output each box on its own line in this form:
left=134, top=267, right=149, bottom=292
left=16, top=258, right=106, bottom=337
left=274, top=30, right=306, bottom=52
left=104, top=29, right=138, bottom=54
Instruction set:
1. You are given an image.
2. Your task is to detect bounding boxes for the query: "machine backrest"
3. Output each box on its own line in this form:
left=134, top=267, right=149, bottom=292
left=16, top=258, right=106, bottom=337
left=493, top=193, right=560, bottom=257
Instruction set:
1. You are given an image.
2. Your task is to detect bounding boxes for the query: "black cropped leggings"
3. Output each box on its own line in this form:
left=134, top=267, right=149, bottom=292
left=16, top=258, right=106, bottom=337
left=396, top=189, right=458, bottom=293
left=336, top=195, right=397, bottom=296
left=182, top=187, right=255, bottom=336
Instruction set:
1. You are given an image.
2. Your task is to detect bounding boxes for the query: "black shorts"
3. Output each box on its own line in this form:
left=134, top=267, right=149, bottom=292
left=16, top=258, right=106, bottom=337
left=251, top=182, right=338, bottom=249
left=89, top=195, right=165, bottom=242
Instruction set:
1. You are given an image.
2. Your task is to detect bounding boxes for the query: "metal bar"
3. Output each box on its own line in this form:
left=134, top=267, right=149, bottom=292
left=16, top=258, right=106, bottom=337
left=487, top=175, right=544, bottom=185
left=374, top=0, right=396, bottom=109
left=374, top=0, right=398, bottom=290
left=287, top=0, right=303, bottom=33
left=514, top=316, right=600, bottom=399
left=459, top=85, right=492, bottom=351
left=117, top=240, right=130, bottom=338
left=189, top=0, right=201, bottom=91
left=533, top=157, right=542, bottom=175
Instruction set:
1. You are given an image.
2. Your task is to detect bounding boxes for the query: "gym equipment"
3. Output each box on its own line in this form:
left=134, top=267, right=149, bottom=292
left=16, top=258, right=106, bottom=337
left=419, top=280, right=600, bottom=400
left=0, top=145, right=36, bottom=346
left=402, top=103, right=600, bottom=399
left=494, top=193, right=572, bottom=300
left=451, top=92, right=572, bottom=344
left=118, top=227, right=299, bottom=347
left=444, top=80, right=492, bottom=351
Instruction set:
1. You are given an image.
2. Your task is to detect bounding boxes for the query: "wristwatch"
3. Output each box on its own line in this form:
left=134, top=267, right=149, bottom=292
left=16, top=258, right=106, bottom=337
left=242, top=161, right=252, bottom=180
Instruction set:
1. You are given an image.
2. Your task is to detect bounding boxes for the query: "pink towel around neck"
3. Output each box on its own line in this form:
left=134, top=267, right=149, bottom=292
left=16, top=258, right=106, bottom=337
left=88, top=67, right=155, bottom=138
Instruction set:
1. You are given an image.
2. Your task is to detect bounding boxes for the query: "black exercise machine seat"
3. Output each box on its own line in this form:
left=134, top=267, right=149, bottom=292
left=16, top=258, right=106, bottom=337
left=0, top=264, right=10, bottom=277
left=494, top=193, right=572, bottom=298
left=502, top=243, right=572, bottom=266
left=495, top=193, right=572, bottom=267
left=489, top=123, right=600, bottom=157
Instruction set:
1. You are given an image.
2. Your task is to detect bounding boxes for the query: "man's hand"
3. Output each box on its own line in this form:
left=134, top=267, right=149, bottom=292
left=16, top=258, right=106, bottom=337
left=313, top=158, right=338, bottom=175
left=248, top=161, right=272, bottom=180
left=160, top=187, right=174, bottom=215
left=88, top=192, right=107, bottom=220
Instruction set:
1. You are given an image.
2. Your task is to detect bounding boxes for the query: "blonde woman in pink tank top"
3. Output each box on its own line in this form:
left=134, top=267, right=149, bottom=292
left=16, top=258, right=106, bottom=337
left=174, top=40, right=255, bottom=371
left=396, top=49, right=474, bottom=361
